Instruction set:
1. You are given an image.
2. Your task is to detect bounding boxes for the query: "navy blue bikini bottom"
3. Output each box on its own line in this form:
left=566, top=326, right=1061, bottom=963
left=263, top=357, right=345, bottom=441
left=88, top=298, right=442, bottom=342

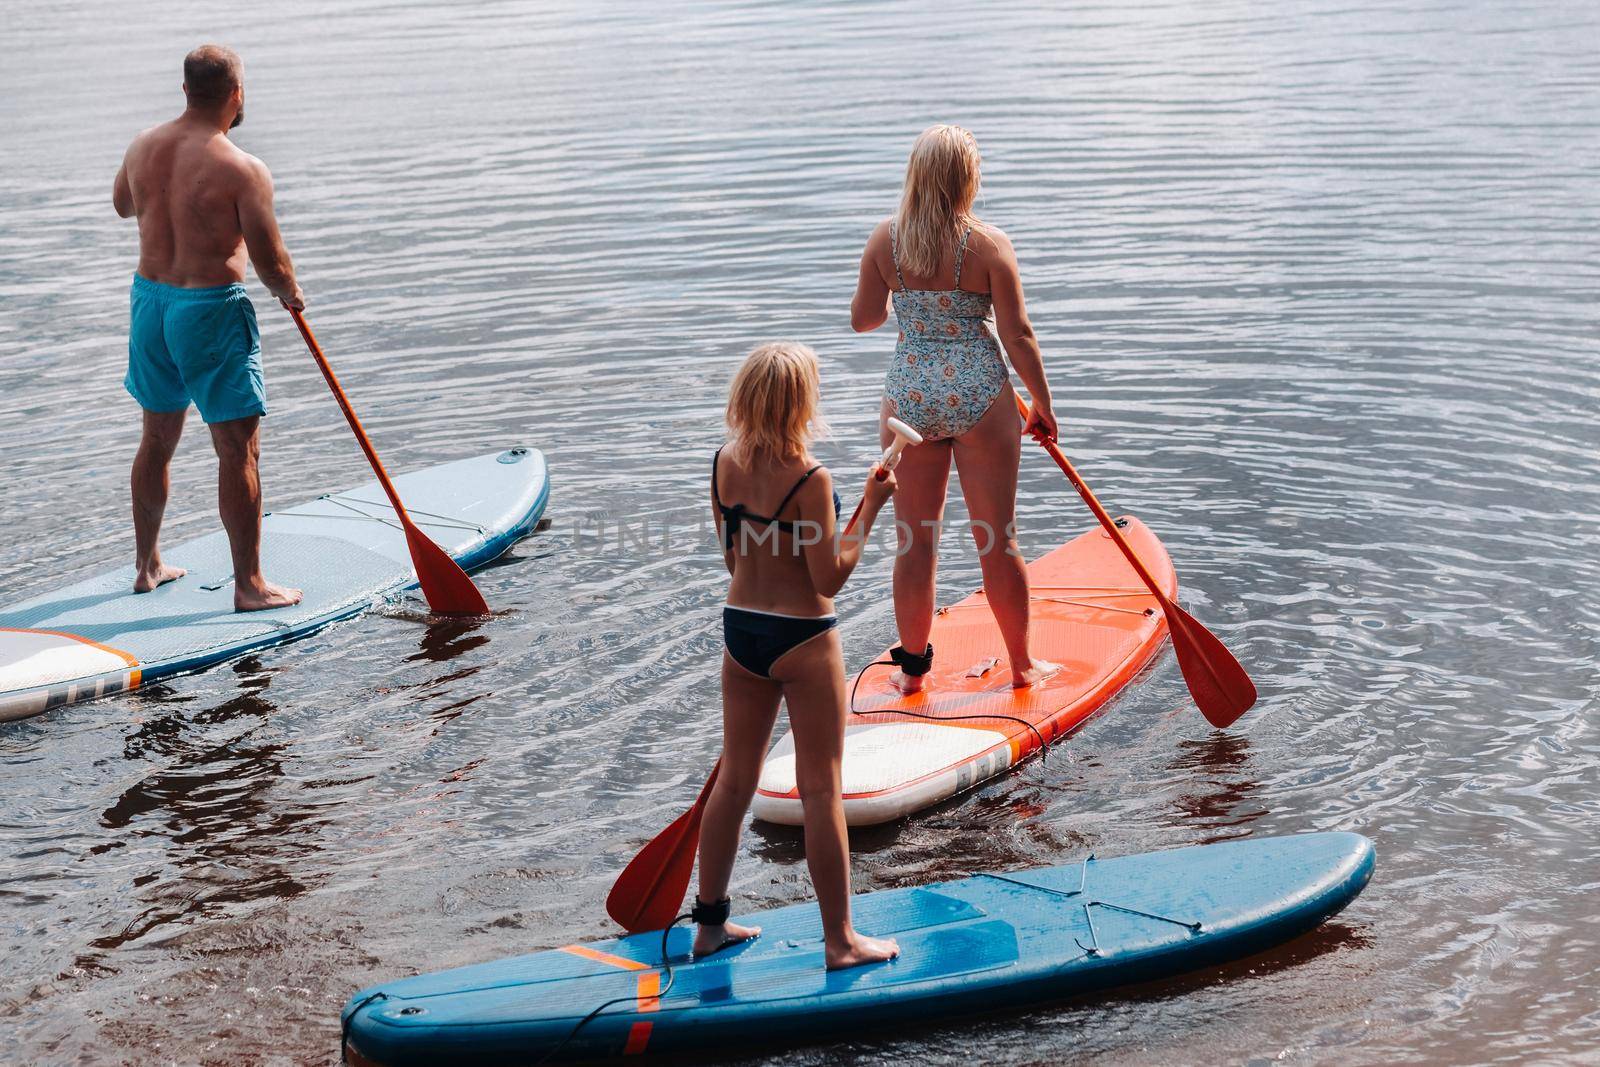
left=723, top=606, right=838, bottom=678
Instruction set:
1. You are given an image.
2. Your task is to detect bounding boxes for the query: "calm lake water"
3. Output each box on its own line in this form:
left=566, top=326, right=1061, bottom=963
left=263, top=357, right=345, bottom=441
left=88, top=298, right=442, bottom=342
left=3, top=1, right=1598, bottom=1063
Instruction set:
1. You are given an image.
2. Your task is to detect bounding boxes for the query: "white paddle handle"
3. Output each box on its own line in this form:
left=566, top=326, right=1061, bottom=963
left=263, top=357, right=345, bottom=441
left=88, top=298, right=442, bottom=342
left=876, top=416, right=923, bottom=479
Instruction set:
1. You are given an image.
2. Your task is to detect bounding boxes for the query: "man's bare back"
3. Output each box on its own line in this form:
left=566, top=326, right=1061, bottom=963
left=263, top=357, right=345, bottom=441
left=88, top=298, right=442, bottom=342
left=116, top=44, right=303, bottom=612
left=113, top=112, right=300, bottom=303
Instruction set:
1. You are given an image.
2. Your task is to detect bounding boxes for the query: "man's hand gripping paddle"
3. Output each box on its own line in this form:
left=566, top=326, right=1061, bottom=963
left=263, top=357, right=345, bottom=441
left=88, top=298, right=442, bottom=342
left=605, top=417, right=923, bottom=934
left=1012, top=392, right=1255, bottom=727
left=286, top=306, right=489, bottom=615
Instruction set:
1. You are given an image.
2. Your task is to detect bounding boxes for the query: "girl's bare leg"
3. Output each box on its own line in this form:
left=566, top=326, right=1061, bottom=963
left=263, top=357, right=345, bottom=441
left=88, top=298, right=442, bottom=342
left=882, top=398, right=952, bottom=693
left=774, top=631, right=900, bottom=969
left=694, top=652, right=782, bottom=955
left=952, top=384, right=1058, bottom=686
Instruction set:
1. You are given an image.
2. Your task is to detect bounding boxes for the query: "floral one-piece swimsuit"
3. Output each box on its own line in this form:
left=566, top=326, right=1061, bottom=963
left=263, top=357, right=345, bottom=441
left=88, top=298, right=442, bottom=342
left=882, top=222, right=1010, bottom=441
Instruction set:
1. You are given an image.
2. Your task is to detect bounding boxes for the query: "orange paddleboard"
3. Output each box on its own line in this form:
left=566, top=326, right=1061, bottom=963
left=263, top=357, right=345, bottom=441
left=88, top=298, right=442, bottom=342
left=752, top=516, right=1175, bottom=825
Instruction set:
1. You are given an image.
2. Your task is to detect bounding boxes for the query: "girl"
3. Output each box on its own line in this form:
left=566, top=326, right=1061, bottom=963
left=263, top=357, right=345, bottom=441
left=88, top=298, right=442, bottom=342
left=850, top=124, right=1060, bottom=694
left=692, top=341, right=901, bottom=970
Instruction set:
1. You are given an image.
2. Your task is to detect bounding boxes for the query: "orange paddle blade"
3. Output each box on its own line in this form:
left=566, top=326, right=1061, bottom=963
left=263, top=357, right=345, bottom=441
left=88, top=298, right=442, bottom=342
left=404, top=523, right=489, bottom=616
left=1014, top=391, right=1257, bottom=727
left=607, top=761, right=721, bottom=933
left=287, top=306, right=488, bottom=616
left=1166, top=600, right=1257, bottom=728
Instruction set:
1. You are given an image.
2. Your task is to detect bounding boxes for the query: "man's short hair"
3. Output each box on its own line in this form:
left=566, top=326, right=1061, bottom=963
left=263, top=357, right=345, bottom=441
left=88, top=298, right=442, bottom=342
left=184, top=45, right=242, bottom=104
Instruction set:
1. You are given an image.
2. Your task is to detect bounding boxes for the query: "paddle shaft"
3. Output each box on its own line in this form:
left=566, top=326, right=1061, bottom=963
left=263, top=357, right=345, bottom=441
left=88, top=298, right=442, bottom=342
left=1014, top=392, right=1257, bottom=727
left=286, top=307, right=489, bottom=616
left=288, top=307, right=422, bottom=535
left=1013, top=393, right=1176, bottom=613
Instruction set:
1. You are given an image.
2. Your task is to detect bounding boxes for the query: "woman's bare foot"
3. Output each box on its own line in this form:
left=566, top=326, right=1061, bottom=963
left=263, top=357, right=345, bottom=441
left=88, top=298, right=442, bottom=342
left=825, top=931, right=900, bottom=970
left=1013, top=660, right=1062, bottom=688
left=235, top=579, right=303, bottom=613
left=692, top=920, right=761, bottom=958
left=133, top=563, right=186, bottom=593
left=890, top=670, right=925, bottom=695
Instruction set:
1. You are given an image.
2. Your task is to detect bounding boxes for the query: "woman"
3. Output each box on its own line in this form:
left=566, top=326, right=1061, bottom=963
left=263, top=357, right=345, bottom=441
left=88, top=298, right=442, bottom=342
left=851, top=124, right=1060, bottom=693
left=693, top=341, right=901, bottom=970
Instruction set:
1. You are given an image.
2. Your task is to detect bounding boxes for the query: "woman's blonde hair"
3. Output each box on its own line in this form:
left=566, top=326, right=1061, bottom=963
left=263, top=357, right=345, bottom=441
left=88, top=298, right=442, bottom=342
left=894, top=124, right=982, bottom=279
left=725, top=342, right=826, bottom=463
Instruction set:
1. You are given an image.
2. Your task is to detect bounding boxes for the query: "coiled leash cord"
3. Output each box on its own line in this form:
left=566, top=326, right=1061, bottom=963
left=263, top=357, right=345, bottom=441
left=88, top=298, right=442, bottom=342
left=340, top=991, right=387, bottom=1062
left=528, top=903, right=706, bottom=1066
left=848, top=644, right=1051, bottom=763
left=342, top=936, right=691, bottom=1067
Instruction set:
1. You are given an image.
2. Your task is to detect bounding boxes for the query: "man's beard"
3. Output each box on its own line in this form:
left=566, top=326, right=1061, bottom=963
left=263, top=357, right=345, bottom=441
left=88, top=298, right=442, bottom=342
left=230, top=107, right=244, bottom=129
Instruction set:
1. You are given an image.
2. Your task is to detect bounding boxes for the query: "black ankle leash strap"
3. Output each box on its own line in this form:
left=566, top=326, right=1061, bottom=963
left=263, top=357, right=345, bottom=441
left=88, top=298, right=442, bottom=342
left=690, top=896, right=732, bottom=926
left=888, top=642, right=935, bottom=676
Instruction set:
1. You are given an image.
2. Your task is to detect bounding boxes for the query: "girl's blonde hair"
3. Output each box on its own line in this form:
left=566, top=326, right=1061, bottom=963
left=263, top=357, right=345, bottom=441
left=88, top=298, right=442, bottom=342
left=894, top=124, right=982, bottom=279
left=725, top=342, right=825, bottom=464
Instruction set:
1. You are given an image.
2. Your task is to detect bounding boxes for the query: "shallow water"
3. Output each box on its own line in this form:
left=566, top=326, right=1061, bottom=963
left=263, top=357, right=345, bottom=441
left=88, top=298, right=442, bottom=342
left=2, top=1, right=1598, bottom=1063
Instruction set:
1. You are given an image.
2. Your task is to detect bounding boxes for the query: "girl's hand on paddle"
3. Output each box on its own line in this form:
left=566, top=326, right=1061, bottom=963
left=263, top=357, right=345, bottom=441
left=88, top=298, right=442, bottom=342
left=864, top=467, right=897, bottom=508
left=1023, top=401, right=1058, bottom=443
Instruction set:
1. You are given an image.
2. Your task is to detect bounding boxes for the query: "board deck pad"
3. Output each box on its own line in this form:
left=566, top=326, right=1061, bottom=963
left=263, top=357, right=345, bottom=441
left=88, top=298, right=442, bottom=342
left=753, top=516, right=1176, bottom=825
left=341, top=833, right=1376, bottom=1065
left=0, top=447, right=548, bottom=722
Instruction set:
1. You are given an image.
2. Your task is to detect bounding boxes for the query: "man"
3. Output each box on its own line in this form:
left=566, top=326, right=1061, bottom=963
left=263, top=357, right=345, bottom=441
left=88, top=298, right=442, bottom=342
left=113, top=44, right=303, bottom=611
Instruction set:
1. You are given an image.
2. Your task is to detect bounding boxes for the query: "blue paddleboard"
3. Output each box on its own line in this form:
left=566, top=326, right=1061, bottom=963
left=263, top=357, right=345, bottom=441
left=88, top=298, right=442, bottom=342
left=0, top=446, right=549, bottom=722
left=341, top=832, right=1374, bottom=1064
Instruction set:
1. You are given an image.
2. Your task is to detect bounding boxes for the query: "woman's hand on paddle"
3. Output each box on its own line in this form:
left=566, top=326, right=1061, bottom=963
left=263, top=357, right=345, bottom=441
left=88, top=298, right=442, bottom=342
left=1023, top=400, right=1058, bottom=443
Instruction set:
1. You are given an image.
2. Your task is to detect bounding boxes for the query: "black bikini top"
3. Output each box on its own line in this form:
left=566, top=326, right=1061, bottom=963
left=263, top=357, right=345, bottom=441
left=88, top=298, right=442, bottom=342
left=712, top=446, right=842, bottom=551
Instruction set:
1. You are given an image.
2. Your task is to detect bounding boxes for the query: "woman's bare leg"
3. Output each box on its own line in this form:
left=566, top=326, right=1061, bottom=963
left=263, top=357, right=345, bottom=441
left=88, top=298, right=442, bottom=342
left=694, top=653, right=782, bottom=954
left=774, top=631, right=899, bottom=969
left=952, top=384, right=1058, bottom=686
left=882, top=398, right=952, bottom=693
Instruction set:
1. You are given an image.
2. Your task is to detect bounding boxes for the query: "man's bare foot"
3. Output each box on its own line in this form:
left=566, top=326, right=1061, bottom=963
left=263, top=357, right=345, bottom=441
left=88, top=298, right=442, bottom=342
left=234, top=580, right=302, bottom=612
left=891, top=670, right=925, bottom=695
left=1013, top=660, right=1062, bottom=688
left=825, top=931, right=900, bottom=970
left=133, top=563, right=186, bottom=593
left=692, top=920, right=761, bottom=958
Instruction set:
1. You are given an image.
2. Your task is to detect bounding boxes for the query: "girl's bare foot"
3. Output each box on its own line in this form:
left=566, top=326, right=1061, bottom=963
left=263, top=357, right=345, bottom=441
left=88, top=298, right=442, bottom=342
left=826, top=931, right=900, bottom=970
left=692, top=920, right=761, bottom=958
left=133, top=562, right=186, bottom=593
left=1013, top=660, right=1061, bottom=688
left=235, top=580, right=303, bottom=613
left=890, top=670, right=925, bottom=695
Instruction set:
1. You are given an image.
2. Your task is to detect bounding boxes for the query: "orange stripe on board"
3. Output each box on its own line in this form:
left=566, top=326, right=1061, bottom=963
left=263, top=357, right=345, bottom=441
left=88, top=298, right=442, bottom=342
left=558, top=944, right=648, bottom=971
left=1, top=627, right=141, bottom=670
left=635, top=971, right=660, bottom=1012
left=624, top=1021, right=653, bottom=1055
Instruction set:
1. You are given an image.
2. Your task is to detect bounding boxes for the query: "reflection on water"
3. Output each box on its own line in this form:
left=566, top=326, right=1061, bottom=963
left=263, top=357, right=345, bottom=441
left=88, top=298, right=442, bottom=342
left=92, top=668, right=320, bottom=958
left=3, top=0, right=1599, bottom=1063
left=1165, top=733, right=1268, bottom=841
left=408, top=616, right=490, bottom=665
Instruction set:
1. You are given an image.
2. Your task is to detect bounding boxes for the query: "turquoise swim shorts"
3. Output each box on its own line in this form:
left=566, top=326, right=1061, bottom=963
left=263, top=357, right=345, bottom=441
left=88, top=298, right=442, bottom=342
left=125, top=274, right=266, bottom=423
